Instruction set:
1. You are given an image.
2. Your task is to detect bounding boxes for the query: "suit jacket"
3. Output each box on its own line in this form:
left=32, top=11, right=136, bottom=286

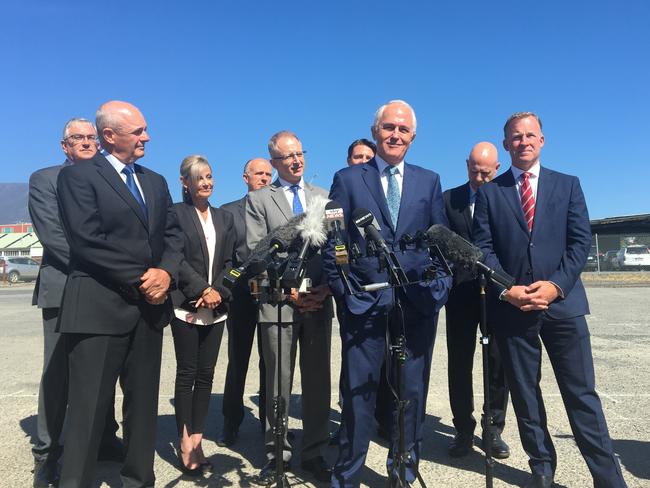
left=169, top=201, right=235, bottom=311
left=245, top=179, right=333, bottom=323
left=56, top=153, right=183, bottom=334
left=221, top=196, right=248, bottom=267
left=443, top=182, right=479, bottom=306
left=472, top=166, right=591, bottom=324
left=29, top=162, right=71, bottom=308
left=324, top=158, right=452, bottom=316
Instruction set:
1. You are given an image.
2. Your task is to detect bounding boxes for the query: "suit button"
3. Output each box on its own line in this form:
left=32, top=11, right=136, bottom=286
left=526, top=269, right=532, bottom=275
left=529, top=242, right=534, bottom=247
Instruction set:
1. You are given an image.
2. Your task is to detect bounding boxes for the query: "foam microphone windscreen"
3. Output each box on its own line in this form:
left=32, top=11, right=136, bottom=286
left=425, top=224, right=483, bottom=271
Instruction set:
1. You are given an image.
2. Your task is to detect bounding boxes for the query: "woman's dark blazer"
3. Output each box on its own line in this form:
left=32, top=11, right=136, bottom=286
left=170, top=201, right=236, bottom=313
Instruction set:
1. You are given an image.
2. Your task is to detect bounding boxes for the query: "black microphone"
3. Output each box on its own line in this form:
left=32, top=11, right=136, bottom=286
left=222, top=213, right=306, bottom=289
left=324, top=200, right=353, bottom=294
left=424, top=224, right=515, bottom=290
left=351, top=208, right=390, bottom=253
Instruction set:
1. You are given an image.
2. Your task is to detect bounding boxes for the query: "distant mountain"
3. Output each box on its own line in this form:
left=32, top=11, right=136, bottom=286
left=0, top=183, right=30, bottom=223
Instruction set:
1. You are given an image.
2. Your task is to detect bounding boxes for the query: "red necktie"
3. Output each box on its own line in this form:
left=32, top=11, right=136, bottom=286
left=520, top=172, right=535, bottom=232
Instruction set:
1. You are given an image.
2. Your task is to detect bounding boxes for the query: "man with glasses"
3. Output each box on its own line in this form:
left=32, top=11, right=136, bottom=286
left=246, top=131, right=333, bottom=484
left=324, top=100, right=451, bottom=487
left=28, top=118, right=123, bottom=487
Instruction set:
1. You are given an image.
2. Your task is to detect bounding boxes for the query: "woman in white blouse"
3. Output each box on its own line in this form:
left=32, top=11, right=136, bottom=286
left=169, top=155, right=235, bottom=475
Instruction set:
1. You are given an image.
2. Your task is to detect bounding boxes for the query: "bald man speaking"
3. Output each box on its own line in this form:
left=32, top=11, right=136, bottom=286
left=443, top=142, right=510, bottom=459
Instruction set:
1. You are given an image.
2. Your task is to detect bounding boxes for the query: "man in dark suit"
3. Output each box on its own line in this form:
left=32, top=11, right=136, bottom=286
left=29, top=118, right=123, bottom=487
left=473, top=112, right=627, bottom=488
left=56, top=101, right=183, bottom=488
left=218, top=157, right=273, bottom=446
left=443, top=142, right=510, bottom=459
left=246, top=131, right=333, bottom=484
left=324, top=100, right=452, bottom=487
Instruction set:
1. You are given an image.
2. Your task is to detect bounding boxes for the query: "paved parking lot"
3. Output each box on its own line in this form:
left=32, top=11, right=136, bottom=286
left=1, top=284, right=648, bottom=487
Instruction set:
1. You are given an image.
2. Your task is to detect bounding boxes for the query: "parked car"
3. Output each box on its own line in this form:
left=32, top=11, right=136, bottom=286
left=584, top=247, right=605, bottom=271
left=602, top=250, right=620, bottom=270
left=616, top=245, right=650, bottom=270
left=2, top=256, right=40, bottom=283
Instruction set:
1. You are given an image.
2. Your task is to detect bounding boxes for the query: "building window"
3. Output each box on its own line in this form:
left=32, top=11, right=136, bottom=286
left=2, top=227, right=12, bottom=233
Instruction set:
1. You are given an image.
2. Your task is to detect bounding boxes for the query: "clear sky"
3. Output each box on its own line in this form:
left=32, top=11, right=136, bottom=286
left=2, top=0, right=648, bottom=219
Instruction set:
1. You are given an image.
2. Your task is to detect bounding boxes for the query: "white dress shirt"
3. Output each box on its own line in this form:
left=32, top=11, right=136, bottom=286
left=277, top=176, right=306, bottom=212
left=511, top=161, right=541, bottom=204
left=374, top=155, right=404, bottom=197
left=102, top=150, right=146, bottom=203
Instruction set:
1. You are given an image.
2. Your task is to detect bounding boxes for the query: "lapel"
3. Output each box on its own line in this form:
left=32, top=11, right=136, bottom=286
left=209, top=207, right=224, bottom=280
left=455, top=182, right=473, bottom=236
left=533, top=166, right=556, bottom=237
left=186, top=203, right=210, bottom=276
left=135, top=164, right=156, bottom=228
left=498, top=169, right=530, bottom=235
left=362, top=159, right=394, bottom=232
left=94, top=155, right=149, bottom=229
left=269, top=180, right=293, bottom=221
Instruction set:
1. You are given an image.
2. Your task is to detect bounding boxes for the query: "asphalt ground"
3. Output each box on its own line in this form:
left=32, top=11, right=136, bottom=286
left=1, top=281, right=649, bottom=487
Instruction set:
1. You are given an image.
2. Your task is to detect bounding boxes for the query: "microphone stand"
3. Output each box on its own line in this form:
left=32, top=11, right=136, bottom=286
left=478, top=271, right=494, bottom=488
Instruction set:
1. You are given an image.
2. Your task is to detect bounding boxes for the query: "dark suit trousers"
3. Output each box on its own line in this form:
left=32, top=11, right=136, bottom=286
left=222, top=285, right=266, bottom=428
left=333, top=306, right=438, bottom=488
left=445, top=292, right=508, bottom=435
left=495, top=313, right=626, bottom=487
left=33, top=308, right=119, bottom=463
left=59, top=318, right=163, bottom=488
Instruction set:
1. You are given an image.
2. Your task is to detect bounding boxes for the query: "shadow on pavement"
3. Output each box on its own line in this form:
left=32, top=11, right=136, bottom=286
left=613, top=438, right=650, bottom=480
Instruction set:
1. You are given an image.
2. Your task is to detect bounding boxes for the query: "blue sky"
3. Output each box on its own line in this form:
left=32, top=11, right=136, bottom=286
left=1, top=0, right=648, bottom=219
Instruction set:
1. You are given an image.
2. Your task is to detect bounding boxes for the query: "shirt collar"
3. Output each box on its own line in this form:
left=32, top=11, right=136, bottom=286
left=101, top=149, right=131, bottom=174
left=375, top=154, right=404, bottom=176
left=511, top=161, right=541, bottom=181
left=277, top=176, right=304, bottom=189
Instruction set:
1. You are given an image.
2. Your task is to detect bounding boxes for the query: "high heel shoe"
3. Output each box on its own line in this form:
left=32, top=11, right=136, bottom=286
left=177, top=448, right=202, bottom=476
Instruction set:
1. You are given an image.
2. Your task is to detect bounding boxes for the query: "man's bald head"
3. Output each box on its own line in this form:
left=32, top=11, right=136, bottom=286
left=243, top=157, right=273, bottom=191
left=467, top=141, right=500, bottom=191
left=96, top=100, right=150, bottom=164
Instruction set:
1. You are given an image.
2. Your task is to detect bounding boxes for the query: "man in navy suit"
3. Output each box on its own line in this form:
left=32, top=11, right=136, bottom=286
left=325, top=100, right=451, bottom=487
left=444, top=142, right=510, bottom=459
left=56, top=101, right=182, bottom=488
left=473, top=112, right=626, bottom=488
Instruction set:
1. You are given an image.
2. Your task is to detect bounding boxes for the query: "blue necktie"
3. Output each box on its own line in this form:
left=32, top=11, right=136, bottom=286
left=290, top=184, right=304, bottom=215
left=122, top=165, right=148, bottom=223
left=384, top=165, right=400, bottom=227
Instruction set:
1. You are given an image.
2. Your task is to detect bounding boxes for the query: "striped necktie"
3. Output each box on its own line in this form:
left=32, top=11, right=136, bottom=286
left=520, top=171, right=535, bottom=232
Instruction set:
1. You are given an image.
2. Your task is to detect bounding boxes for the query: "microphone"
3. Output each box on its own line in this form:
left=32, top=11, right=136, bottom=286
left=424, top=224, right=515, bottom=290
left=351, top=208, right=389, bottom=253
left=324, top=200, right=353, bottom=294
left=281, top=195, right=328, bottom=288
left=222, top=213, right=306, bottom=289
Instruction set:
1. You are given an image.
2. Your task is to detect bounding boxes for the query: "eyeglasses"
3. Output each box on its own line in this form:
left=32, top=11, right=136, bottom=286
left=379, top=123, right=412, bottom=135
left=271, top=151, right=307, bottom=162
left=65, top=134, right=97, bottom=144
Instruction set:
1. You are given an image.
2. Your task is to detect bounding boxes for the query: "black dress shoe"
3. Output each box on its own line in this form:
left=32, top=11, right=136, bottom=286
left=33, top=459, right=58, bottom=488
left=522, top=473, right=554, bottom=488
left=254, top=459, right=291, bottom=485
left=97, top=436, right=125, bottom=462
left=216, top=423, right=239, bottom=447
left=481, top=430, right=510, bottom=459
left=301, top=455, right=331, bottom=482
left=176, top=449, right=202, bottom=477
left=448, top=432, right=474, bottom=457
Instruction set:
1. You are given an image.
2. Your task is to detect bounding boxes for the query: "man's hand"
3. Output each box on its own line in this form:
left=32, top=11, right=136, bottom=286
left=294, top=284, right=331, bottom=313
left=195, top=287, right=222, bottom=310
left=503, top=284, right=549, bottom=311
left=139, top=268, right=171, bottom=303
left=520, top=281, right=559, bottom=311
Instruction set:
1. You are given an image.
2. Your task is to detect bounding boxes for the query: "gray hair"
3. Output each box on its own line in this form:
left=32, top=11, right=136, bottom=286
left=503, top=112, right=543, bottom=137
left=267, top=130, right=300, bottom=157
left=180, top=154, right=211, bottom=204
left=62, top=117, right=95, bottom=140
left=95, top=105, right=125, bottom=144
left=372, top=99, right=417, bottom=133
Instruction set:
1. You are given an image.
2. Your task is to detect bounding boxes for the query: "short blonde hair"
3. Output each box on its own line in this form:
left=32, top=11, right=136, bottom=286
left=180, top=154, right=211, bottom=204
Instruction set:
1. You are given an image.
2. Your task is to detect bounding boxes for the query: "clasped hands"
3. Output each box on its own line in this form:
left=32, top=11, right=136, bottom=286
left=139, top=268, right=171, bottom=305
left=503, top=280, right=559, bottom=312
left=288, top=284, right=331, bottom=313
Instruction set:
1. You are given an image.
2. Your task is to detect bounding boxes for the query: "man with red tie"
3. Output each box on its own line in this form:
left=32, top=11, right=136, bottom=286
left=473, top=112, right=627, bottom=488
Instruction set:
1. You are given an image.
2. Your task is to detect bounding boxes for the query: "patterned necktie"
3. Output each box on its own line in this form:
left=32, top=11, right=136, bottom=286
left=384, top=165, right=401, bottom=227
left=520, top=171, right=535, bottom=232
left=122, top=165, right=148, bottom=223
left=290, top=184, right=304, bottom=215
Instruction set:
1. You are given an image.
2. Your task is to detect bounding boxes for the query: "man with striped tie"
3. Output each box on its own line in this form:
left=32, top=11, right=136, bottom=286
left=472, top=112, right=627, bottom=488
left=245, top=131, right=333, bottom=484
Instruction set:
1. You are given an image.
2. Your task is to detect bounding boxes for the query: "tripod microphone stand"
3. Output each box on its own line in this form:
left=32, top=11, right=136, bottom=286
left=478, top=271, right=495, bottom=488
